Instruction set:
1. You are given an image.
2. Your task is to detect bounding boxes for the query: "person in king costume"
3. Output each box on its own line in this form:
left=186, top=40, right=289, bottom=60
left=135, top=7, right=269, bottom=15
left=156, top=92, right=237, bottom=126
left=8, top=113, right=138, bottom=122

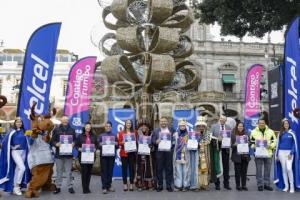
left=196, top=116, right=222, bottom=190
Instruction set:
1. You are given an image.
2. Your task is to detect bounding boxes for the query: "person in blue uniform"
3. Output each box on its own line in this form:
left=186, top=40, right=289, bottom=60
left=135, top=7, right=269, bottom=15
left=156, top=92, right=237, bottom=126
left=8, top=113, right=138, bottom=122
left=274, top=118, right=300, bottom=193
left=0, top=117, right=30, bottom=195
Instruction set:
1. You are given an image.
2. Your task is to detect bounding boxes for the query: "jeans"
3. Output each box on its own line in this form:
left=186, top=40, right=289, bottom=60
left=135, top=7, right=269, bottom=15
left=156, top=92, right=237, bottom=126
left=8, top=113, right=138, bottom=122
left=255, top=157, right=272, bottom=187
left=55, top=157, right=73, bottom=188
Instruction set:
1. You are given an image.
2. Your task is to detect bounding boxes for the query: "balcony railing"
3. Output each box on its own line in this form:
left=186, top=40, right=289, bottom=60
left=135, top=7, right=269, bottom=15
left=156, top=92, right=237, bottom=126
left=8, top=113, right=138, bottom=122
left=224, top=92, right=268, bottom=102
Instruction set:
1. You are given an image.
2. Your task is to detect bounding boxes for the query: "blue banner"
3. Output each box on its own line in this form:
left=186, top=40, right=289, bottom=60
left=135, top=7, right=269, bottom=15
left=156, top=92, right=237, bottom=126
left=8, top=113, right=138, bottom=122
left=108, top=108, right=135, bottom=178
left=173, top=109, right=197, bottom=131
left=17, top=23, right=61, bottom=130
left=284, top=17, right=300, bottom=133
left=282, top=17, right=300, bottom=189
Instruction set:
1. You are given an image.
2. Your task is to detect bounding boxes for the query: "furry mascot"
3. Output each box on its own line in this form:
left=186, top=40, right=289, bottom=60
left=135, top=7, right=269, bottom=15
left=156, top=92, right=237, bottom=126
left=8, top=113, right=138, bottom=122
left=25, top=102, right=57, bottom=198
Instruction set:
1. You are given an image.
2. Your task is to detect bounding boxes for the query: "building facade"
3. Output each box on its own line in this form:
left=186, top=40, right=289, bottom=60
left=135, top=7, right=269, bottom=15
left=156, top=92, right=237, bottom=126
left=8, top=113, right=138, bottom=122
left=0, top=48, right=77, bottom=121
left=187, top=20, right=284, bottom=120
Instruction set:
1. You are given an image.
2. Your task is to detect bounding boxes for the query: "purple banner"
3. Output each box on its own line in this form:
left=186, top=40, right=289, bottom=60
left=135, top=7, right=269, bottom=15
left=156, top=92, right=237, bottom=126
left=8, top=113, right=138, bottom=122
left=244, top=64, right=263, bottom=132
left=64, top=56, right=97, bottom=135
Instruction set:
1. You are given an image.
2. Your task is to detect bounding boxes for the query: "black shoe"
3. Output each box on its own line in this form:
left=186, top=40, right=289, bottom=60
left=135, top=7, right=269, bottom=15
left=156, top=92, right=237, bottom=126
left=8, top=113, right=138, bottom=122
left=258, top=186, right=263, bottom=191
left=236, top=186, right=242, bottom=191
left=156, top=187, right=163, bottom=192
left=53, top=188, right=61, bottom=194
left=167, top=187, right=173, bottom=192
left=242, top=187, right=248, bottom=191
left=264, top=185, right=273, bottom=191
left=69, top=187, right=75, bottom=194
left=225, top=186, right=232, bottom=190
left=215, top=186, right=221, bottom=190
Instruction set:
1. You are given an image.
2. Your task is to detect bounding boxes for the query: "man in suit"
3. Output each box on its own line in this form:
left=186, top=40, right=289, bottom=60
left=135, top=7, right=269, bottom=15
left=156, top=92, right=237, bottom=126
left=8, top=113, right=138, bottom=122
left=211, top=115, right=232, bottom=190
left=151, top=117, right=175, bottom=192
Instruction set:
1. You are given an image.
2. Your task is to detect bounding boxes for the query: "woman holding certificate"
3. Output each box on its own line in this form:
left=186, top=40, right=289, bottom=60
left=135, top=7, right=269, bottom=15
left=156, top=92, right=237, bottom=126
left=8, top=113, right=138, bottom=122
left=117, top=120, right=137, bottom=191
left=231, top=122, right=250, bottom=191
left=274, top=118, right=300, bottom=193
left=135, top=119, right=155, bottom=190
left=99, top=121, right=118, bottom=194
left=75, top=122, right=98, bottom=194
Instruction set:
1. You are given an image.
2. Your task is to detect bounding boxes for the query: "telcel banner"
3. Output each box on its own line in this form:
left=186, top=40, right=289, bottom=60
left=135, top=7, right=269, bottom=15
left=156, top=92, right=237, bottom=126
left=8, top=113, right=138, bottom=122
left=17, top=23, right=61, bottom=130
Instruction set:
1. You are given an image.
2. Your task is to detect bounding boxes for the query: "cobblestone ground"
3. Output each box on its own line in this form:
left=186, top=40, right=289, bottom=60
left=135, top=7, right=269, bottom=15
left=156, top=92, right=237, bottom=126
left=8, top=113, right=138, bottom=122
left=1, top=160, right=300, bottom=200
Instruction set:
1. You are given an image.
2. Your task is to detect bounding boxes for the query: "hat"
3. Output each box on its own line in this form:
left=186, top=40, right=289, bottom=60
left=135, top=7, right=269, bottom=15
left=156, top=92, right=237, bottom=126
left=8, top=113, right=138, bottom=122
left=178, top=118, right=187, bottom=126
left=195, top=116, right=207, bottom=127
left=137, top=118, right=151, bottom=129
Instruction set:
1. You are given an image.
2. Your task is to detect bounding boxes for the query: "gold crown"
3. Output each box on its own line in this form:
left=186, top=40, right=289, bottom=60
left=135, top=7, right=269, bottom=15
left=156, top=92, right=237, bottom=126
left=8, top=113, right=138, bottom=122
left=178, top=118, right=187, bottom=126
left=195, top=116, right=207, bottom=127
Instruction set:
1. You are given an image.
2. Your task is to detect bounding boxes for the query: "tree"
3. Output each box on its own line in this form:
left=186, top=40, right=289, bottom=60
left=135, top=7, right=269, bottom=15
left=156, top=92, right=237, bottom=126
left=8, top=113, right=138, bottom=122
left=193, top=0, right=299, bottom=38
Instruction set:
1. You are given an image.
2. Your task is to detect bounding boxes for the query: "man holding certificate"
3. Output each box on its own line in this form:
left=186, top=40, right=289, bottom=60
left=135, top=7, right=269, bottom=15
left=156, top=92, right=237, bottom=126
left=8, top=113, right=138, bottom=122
left=51, top=116, right=76, bottom=194
left=211, top=115, right=232, bottom=190
left=231, top=122, right=250, bottom=191
left=75, top=122, right=98, bottom=194
left=151, top=117, right=174, bottom=192
left=250, top=119, right=277, bottom=191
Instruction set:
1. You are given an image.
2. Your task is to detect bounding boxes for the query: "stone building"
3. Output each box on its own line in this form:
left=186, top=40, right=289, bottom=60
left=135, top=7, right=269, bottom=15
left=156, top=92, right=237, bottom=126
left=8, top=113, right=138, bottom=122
left=0, top=48, right=77, bottom=123
left=185, top=19, right=284, bottom=120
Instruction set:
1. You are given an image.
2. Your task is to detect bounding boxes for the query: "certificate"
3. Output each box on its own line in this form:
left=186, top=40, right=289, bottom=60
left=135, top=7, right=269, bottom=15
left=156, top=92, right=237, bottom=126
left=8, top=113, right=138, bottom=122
left=124, top=133, right=137, bottom=153
left=255, top=139, right=269, bottom=158
left=138, top=136, right=151, bottom=155
left=236, top=135, right=249, bottom=154
left=221, top=130, right=231, bottom=148
left=81, top=144, right=95, bottom=164
left=187, top=132, right=199, bottom=150
left=59, top=135, right=73, bottom=155
left=158, top=131, right=171, bottom=151
left=102, top=136, right=115, bottom=156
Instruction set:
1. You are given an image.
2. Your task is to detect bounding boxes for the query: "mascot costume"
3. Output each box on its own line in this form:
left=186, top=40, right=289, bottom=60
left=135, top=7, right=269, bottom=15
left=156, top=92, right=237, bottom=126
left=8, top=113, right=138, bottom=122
left=25, top=102, right=57, bottom=198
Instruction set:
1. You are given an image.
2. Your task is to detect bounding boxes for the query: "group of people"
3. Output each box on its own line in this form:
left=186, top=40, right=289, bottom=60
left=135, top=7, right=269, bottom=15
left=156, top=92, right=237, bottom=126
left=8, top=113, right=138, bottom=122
left=0, top=114, right=299, bottom=197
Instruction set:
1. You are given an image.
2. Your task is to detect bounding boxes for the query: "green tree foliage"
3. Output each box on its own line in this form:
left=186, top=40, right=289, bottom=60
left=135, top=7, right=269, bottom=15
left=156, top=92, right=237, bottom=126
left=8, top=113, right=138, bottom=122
left=193, top=0, right=299, bottom=38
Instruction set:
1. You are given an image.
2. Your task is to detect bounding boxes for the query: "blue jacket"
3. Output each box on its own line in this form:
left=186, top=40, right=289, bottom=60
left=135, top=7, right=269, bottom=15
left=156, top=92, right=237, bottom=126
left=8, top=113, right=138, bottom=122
left=274, top=130, right=300, bottom=189
left=0, top=129, right=31, bottom=192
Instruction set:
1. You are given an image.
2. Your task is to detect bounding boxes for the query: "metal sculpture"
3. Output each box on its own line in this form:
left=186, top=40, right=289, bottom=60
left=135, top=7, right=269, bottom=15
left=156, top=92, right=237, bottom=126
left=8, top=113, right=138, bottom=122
left=93, top=0, right=202, bottom=124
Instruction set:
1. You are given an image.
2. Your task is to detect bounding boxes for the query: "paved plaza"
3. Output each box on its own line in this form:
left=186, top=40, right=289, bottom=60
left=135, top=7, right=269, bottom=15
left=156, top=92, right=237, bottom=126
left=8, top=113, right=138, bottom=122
left=1, top=160, right=300, bottom=200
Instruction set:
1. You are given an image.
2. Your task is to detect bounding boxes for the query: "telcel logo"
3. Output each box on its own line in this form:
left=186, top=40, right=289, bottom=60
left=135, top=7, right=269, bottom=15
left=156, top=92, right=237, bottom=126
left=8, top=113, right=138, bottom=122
left=287, top=56, right=298, bottom=124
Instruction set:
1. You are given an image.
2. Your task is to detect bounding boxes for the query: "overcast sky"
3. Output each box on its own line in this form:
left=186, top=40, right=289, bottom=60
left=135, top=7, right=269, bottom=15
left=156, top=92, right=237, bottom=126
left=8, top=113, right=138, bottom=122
left=0, top=0, right=284, bottom=60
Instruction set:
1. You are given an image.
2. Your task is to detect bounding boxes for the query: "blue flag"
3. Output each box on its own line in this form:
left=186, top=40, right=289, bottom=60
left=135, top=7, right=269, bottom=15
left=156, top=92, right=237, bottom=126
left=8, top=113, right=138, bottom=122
left=284, top=17, right=300, bottom=128
left=17, top=23, right=61, bottom=130
left=278, top=17, right=300, bottom=189
left=173, top=109, right=197, bottom=131
left=108, top=108, right=135, bottom=178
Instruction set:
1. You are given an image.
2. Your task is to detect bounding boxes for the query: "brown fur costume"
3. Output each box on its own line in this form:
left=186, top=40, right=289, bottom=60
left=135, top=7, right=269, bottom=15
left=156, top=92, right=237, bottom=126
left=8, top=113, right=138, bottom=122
left=25, top=103, right=57, bottom=198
